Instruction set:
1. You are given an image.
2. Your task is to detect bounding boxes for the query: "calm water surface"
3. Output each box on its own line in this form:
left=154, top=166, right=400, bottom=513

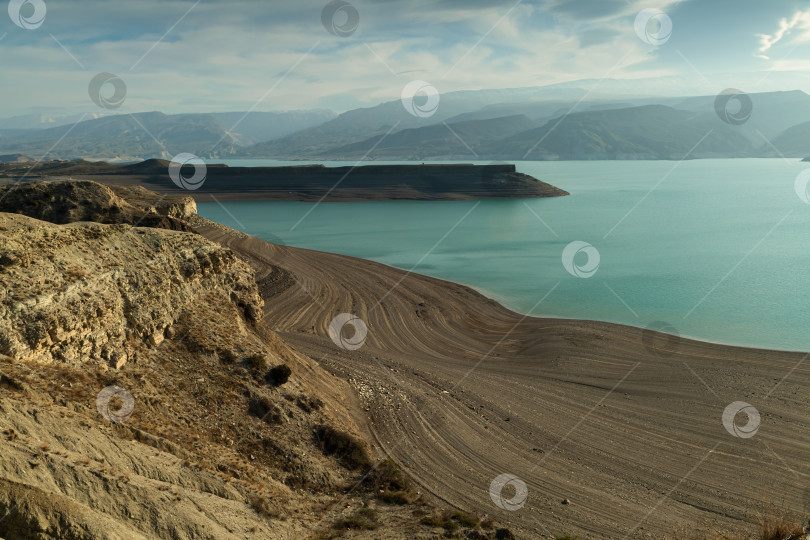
left=198, top=159, right=810, bottom=352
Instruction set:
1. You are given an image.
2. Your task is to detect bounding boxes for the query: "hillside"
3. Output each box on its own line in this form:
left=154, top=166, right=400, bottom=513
left=0, top=180, right=509, bottom=539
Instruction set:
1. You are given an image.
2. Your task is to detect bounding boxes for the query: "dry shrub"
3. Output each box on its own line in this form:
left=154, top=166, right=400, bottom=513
left=314, top=425, right=371, bottom=470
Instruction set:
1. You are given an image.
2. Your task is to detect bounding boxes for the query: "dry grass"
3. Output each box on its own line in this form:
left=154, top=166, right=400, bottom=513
left=677, top=506, right=807, bottom=540
left=296, top=394, right=324, bottom=413
left=314, top=425, right=372, bottom=471
left=249, top=494, right=279, bottom=519
left=754, top=510, right=806, bottom=540
left=332, top=507, right=379, bottom=531
left=247, top=353, right=267, bottom=373
left=418, top=508, right=497, bottom=536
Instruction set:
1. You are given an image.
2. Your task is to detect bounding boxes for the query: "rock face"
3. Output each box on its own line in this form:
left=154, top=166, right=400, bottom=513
left=0, top=212, right=262, bottom=368
left=0, top=180, right=195, bottom=231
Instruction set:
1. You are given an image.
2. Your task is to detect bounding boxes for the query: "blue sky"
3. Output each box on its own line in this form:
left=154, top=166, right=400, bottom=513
left=2, top=0, right=810, bottom=118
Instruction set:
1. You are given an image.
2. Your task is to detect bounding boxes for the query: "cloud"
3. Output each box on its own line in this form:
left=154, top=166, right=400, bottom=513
left=2, top=0, right=802, bottom=118
left=756, top=9, right=810, bottom=58
left=548, top=0, right=629, bottom=20
left=577, top=28, right=621, bottom=48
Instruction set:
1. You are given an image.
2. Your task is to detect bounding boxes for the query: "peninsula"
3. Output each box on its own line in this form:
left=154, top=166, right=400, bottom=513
left=0, top=159, right=569, bottom=202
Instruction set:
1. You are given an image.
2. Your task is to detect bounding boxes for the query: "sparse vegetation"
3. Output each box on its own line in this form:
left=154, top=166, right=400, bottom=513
left=755, top=513, right=805, bottom=540
left=363, top=457, right=424, bottom=505
left=249, top=494, right=278, bottom=518
left=333, top=508, right=378, bottom=531
left=674, top=507, right=807, bottom=540
left=64, top=266, right=88, bottom=281
left=378, top=490, right=417, bottom=505
left=246, top=353, right=267, bottom=372
left=248, top=395, right=284, bottom=424
left=296, top=394, right=323, bottom=413
left=418, top=509, right=493, bottom=535
left=443, top=520, right=460, bottom=533
left=314, top=425, right=371, bottom=471
left=218, top=349, right=237, bottom=364
left=265, top=364, right=291, bottom=386
left=451, top=511, right=479, bottom=527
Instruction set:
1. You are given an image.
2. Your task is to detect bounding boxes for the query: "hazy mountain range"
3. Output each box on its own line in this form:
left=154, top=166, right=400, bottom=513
left=3, top=87, right=810, bottom=162
left=0, top=110, right=336, bottom=162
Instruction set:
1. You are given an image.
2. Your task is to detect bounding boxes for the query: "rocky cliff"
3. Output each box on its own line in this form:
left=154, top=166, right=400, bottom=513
left=0, top=213, right=261, bottom=368
left=0, top=180, right=196, bottom=231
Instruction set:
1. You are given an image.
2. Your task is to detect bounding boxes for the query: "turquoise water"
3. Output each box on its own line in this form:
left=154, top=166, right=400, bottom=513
left=199, top=159, right=810, bottom=352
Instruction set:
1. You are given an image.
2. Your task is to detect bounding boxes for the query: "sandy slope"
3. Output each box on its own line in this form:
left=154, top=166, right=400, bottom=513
left=194, top=217, right=810, bottom=539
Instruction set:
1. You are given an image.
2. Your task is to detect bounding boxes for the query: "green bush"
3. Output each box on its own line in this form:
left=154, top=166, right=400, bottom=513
left=496, top=529, right=516, bottom=540
left=443, top=521, right=459, bottom=532
left=451, top=511, right=479, bottom=527
left=248, top=395, right=283, bottom=424
left=365, top=457, right=411, bottom=492
left=378, top=490, right=415, bottom=505
left=247, top=354, right=267, bottom=372
left=265, top=364, right=291, bottom=386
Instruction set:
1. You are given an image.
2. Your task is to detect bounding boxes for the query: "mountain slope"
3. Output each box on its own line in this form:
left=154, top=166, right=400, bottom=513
left=769, top=120, right=810, bottom=157
left=239, top=87, right=592, bottom=158
left=0, top=110, right=336, bottom=162
left=491, top=104, right=757, bottom=159
left=325, top=115, right=537, bottom=159
left=0, top=112, right=241, bottom=161
left=670, top=89, right=810, bottom=141
left=241, top=90, right=810, bottom=160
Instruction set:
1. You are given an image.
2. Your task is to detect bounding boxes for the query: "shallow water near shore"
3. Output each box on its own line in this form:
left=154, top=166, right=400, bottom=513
left=199, top=158, right=810, bottom=352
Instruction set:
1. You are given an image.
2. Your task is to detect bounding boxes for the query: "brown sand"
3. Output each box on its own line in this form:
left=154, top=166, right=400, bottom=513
left=193, top=217, right=810, bottom=539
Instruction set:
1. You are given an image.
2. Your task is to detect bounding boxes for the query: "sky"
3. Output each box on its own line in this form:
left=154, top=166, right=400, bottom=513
left=2, top=0, right=810, bottom=119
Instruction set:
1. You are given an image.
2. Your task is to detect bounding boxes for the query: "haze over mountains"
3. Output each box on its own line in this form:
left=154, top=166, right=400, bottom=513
left=3, top=86, right=810, bottom=162
left=0, top=110, right=336, bottom=162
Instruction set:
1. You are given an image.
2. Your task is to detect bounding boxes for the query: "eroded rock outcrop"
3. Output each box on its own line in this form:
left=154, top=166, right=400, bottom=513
left=0, top=180, right=195, bottom=231
left=0, top=213, right=261, bottom=368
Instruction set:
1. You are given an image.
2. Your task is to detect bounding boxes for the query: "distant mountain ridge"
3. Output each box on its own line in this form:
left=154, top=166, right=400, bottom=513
left=491, top=105, right=755, bottom=160
left=324, top=115, right=537, bottom=160
left=3, top=88, right=810, bottom=161
left=0, top=109, right=335, bottom=161
left=239, top=89, right=810, bottom=161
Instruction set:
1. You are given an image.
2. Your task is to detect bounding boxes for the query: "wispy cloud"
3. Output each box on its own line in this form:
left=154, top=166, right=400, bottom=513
left=0, top=0, right=808, bottom=118
left=756, top=9, right=810, bottom=59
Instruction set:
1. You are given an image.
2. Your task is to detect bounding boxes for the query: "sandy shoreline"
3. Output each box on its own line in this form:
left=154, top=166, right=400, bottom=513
left=190, top=214, right=810, bottom=538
